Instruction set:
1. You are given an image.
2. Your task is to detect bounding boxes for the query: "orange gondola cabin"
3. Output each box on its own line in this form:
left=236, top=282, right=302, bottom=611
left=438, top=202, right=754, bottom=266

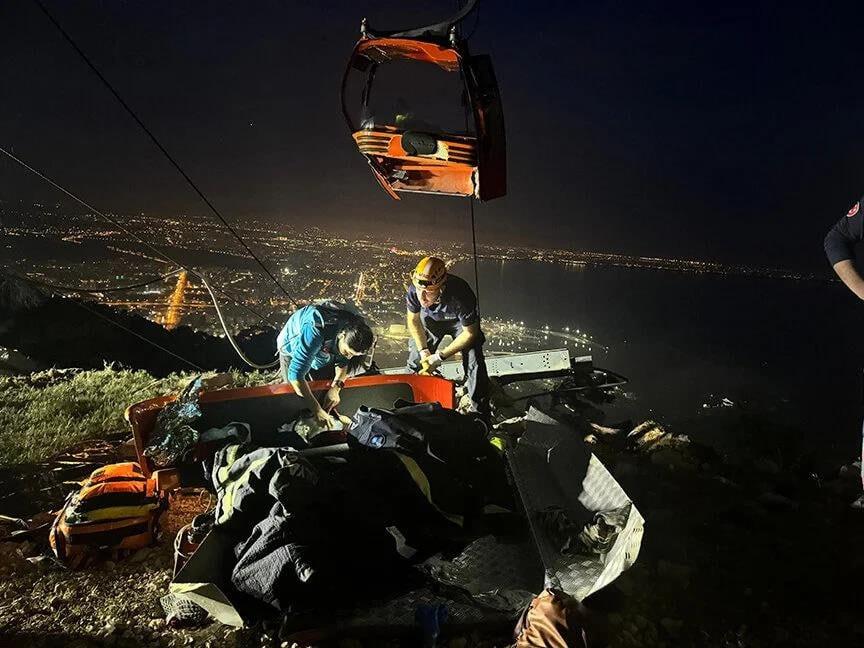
left=341, top=0, right=506, bottom=201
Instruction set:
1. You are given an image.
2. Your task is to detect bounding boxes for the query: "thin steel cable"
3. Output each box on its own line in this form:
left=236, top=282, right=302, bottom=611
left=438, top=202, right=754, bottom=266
left=68, top=298, right=206, bottom=372
left=468, top=195, right=481, bottom=316
left=196, top=272, right=279, bottom=370
left=24, top=262, right=277, bottom=369
left=0, top=145, right=278, bottom=328
left=457, top=62, right=482, bottom=314
left=12, top=272, right=205, bottom=372
left=45, top=270, right=279, bottom=369
left=453, top=8, right=482, bottom=315
left=32, top=269, right=182, bottom=294
left=31, top=0, right=299, bottom=308
left=12, top=267, right=275, bottom=371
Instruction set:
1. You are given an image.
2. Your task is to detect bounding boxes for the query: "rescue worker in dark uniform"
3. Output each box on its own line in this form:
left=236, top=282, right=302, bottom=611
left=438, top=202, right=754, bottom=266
left=405, top=256, right=490, bottom=417
left=824, top=193, right=864, bottom=508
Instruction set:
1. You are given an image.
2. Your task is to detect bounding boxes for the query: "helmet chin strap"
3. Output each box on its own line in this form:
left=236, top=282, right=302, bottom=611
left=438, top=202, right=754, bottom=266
left=420, top=288, right=442, bottom=307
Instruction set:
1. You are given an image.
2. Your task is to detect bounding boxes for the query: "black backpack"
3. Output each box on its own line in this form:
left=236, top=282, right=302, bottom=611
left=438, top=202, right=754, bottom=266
left=349, top=402, right=488, bottom=459
left=348, top=402, right=508, bottom=521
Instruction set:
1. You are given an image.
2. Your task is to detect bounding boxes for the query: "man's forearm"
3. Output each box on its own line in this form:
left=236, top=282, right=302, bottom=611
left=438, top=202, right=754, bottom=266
left=333, top=365, right=349, bottom=385
left=289, top=378, right=323, bottom=413
left=833, top=260, right=864, bottom=300
left=440, top=329, right=476, bottom=359
left=407, top=315, right=428, bottom=351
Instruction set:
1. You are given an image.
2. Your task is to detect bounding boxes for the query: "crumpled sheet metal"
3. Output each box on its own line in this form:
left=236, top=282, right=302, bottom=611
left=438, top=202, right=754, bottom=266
left=144, top=377, right=203, bottom=468
left=505, top=407, right=645, bottom=600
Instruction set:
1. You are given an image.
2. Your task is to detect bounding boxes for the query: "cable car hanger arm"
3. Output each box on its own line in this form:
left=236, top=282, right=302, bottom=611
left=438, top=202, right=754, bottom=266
left=360, top=0, right=478, bottom=42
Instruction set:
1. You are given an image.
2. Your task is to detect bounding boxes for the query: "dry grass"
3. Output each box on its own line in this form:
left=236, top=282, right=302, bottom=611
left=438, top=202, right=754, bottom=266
left=0, top=367, right=275, bottom=465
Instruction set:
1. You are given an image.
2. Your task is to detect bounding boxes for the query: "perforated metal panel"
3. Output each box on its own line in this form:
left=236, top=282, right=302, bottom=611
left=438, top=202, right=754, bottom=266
left=505, top=408, right=645, bottom=600
left=443, top=349, right=574, bottom=381
left=382, top=349, right=578, bottom=380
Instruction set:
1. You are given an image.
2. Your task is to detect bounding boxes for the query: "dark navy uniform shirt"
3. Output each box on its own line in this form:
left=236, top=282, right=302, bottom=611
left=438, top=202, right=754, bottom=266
left=825, top=195, right=864, bottom=266
left=406, top=274, right=479, bottom=326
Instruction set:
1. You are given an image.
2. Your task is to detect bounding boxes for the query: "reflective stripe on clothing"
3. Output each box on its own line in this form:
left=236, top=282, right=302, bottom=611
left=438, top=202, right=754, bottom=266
left=394, top=452, right=464, bottom=527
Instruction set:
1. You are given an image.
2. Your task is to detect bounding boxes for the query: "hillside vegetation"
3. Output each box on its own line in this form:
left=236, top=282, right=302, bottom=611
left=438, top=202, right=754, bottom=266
left=0, top=367, right=273, bottom=465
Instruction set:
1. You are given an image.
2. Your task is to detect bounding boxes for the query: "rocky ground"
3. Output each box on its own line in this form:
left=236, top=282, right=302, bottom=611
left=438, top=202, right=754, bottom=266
left=0, top=492, right=242, bottom=648
left=0, top=486, right=514, bottom=647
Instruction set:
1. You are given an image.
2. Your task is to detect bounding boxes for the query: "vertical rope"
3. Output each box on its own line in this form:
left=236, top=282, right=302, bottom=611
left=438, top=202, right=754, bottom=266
left=455, top=5, right=482, bottom=316
left=468, top=196, right=481, bottom=316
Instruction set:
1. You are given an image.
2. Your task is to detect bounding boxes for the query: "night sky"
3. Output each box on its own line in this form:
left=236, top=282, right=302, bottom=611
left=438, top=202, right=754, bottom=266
left=2, top=0, right=864, bottom=271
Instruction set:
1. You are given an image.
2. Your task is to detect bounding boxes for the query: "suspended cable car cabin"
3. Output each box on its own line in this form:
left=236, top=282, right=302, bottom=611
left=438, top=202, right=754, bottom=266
left=341, top=0, right=506, bottom=201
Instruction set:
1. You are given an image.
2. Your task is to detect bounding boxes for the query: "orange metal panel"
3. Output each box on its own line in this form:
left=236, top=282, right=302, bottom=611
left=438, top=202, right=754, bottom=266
left=355, top=38, right=461, bottom=72
left=351, top=129, right=479, bottom=197
left=125, top=374, right=456, bottom=475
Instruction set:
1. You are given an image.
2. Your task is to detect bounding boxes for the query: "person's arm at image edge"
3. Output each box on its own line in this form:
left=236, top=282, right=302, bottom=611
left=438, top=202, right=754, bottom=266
left=826, top=198, right=864, bottom=300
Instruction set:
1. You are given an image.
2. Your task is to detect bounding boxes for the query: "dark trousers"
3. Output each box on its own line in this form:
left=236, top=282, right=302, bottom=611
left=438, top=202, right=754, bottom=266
left=407, top=317, right=490, bottom=417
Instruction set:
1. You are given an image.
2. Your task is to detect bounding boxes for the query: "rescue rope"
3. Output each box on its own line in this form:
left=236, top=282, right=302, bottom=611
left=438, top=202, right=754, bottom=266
left=31, top=0, right=300, bottom=309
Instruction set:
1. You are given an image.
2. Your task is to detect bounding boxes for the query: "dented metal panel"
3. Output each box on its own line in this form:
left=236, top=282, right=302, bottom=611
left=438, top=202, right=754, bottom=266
left=505, top=407, right=645, bottom=599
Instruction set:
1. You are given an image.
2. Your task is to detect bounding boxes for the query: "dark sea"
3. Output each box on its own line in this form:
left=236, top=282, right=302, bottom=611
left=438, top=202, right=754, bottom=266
left=453, top=258, right=864, bottom=475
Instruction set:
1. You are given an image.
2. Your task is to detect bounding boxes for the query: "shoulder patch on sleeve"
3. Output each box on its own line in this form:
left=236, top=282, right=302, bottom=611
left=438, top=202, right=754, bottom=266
left=848, top=201, right=860, bottom=217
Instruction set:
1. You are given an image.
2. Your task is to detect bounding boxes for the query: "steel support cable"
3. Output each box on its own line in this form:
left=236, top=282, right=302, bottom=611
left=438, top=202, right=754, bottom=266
left=7, top=272, right=205, bottom=372
left=467, top=195, right=481, bottom=316
left=31, top=0, right=299, bottom=308
left=459, top=91, right=482, bottom=315
left=27, top=266, right=278, bottom=369
left=12, top=263, right=278, bottom=371
left=0, top=146, right=278, bottom=329
left=195, top=272, right=279, bottom=370
left=32, top=269, right=182, bottom=294
left=454, top=8, right=482, bottom=315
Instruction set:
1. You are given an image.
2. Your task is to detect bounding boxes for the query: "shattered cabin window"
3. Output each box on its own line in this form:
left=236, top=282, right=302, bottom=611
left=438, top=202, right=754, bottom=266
left=346, top=56, right=472, bottom=136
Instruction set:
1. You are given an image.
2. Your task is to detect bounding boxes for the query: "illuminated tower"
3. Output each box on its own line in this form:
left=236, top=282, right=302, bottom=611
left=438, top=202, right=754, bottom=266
left=163, top=270, right=188, bottom=330
left=354, top=271, right=366, bottom=304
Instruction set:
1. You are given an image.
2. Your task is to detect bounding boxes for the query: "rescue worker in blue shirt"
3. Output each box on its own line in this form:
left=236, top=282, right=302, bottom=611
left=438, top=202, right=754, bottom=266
left=824, top=193, right=864, bottom=508
left=406, top=256, right=490, bottom=417
left=277, top=303, right=375, bottom=428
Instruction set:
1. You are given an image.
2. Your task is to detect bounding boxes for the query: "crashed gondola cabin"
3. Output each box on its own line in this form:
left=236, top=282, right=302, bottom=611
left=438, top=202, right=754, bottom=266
left=341, top=0, right=506, bottom=201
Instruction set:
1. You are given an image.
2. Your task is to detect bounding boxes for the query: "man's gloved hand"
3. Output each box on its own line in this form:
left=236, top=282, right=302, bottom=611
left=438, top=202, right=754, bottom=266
left=420, top=352, right=444, bottom=374
left=420, top=348, right=432, bottom=361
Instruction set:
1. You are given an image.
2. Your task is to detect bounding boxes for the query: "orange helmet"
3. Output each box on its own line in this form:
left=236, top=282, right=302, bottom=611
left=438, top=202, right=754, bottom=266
left=411, top=256, right=447, bottom=289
